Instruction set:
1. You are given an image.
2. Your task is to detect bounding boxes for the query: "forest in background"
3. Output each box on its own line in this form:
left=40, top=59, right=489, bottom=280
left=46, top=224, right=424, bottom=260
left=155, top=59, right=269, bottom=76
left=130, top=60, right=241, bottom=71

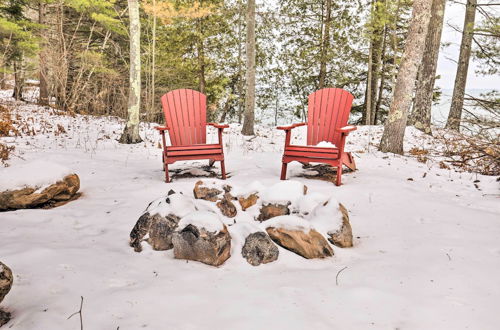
left=0, top=0, right=498, bottom=165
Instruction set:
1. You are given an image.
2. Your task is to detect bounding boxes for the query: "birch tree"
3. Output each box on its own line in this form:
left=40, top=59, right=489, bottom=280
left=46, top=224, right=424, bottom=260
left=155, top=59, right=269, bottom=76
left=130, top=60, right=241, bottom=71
left=410, top=0, right=446, bottom=135
left=379, top=0, right=433, bottom=154
left=241, top=0, right=256, bottom=136
left=120, top=0, right=143, bottom=144
left=445, top=0, right=477, bottom=131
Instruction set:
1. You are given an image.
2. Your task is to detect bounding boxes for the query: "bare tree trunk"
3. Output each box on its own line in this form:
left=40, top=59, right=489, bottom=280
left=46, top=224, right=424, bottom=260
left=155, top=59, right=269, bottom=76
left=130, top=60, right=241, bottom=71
left=374, top=26, right=389, bottom=125
left=119, top=0, right=143, bottom=144
left=150, top=0, right=157, bottom=119
left=242, top=0, right=256, bottom=136
left=197, top=13, right=206, bottom=95
left=411, top=0, right=446, bottom=135
left=237, top=0, right=244, bottom=124
left=379, top=0, right=433, bottom=154
left=318, top=0, right=332, bottom=90
left=446, top=0, right=476, bottom=131
left=13, top=60, right=24, bottom=101
left=39, top=1, right=49, bottom=106
left=364, top=0, right=384, bottom=125
left=364, top=36, right=373, bottom=125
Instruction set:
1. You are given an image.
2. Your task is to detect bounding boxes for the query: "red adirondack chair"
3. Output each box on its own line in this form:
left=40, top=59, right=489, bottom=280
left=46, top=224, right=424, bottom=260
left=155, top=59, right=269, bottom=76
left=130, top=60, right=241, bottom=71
left=278, top=88, right=357, bottom=186
left=155, top=89, right=229, bottom=182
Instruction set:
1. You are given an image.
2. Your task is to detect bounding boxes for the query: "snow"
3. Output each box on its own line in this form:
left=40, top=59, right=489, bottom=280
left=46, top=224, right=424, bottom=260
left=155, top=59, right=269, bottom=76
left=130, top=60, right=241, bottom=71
left=177, top=211, right=224, bottom=233
left=315, top=141, right=337, bottom=148
left=1, top=94, right=500, bottom=329
left=0, top=160, right=72, bottom=191
left=145, top=193, right=197, bottom=218
left=264, top=215, right=313, bottom=233
left=259, top=180, right=306, bottom=205
left=308, top=196, right=344, bottom=236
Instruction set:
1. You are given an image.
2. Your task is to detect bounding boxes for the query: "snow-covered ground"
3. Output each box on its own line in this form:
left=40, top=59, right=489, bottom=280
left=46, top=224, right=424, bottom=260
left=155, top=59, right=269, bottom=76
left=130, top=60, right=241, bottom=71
left=1, top=91, right=499, bottom=329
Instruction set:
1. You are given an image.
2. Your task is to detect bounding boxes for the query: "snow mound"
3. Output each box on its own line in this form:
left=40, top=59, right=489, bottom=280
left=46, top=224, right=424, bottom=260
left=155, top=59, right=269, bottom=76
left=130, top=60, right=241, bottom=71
left=0, top=160, right=73, bottom=191
left=265, top=215, right=312, bottom=233
left=260, top=180, right=305, bottom=205
left=308, top=196, right=343, bottom=235
left=177, top=211, right=224, bottom=233
left=145, top=193, right=197, bottom=218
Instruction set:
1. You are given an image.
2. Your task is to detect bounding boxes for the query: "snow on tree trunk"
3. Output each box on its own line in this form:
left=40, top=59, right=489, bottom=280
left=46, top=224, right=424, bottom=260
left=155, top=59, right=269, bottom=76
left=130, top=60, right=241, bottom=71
left=445, top=0, right=476, bottom=131
left=410, top=0, right=446, bottom=135
left=119, top=0, right=143, bottom=144
left=379, top=0, right=433, bottom=154
left=242, top=0, right=256, bottom=136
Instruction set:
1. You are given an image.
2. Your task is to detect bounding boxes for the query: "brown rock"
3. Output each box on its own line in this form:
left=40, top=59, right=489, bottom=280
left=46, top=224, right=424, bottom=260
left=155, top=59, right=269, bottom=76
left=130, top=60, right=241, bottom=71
left=327, top=203, right=353, bottom=248
left=258, top=203, right=289, bottom=221
left=129, top=212, right=180, bottom=252
left=0, top=174, right=80, bottom=210
left=238, top=193, right=259, bottom=211
left=172, top=224, right=231, bottom=267
left=193, top=180, right=222, bottom=202
left=216, top=193, right=237, bottom=218
left=0, top=262, right=13, bottom=304
left=266, top=227, right=333, bottom=259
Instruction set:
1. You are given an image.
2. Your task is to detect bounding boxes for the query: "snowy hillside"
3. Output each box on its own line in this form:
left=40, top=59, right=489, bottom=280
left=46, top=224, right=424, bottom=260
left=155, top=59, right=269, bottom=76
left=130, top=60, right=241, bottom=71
left=1, top=93, right=499, bottom=329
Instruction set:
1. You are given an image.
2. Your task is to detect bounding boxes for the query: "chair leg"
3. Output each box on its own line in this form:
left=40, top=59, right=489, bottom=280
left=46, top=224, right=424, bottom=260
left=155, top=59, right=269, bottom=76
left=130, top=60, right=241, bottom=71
left=165, top=163, right=170, bottom=183
left=280, top=162, right=288, bottom=180
left=336, top=164, right=343, bottom=186
left=209, top=159, right=216, bottom=167
left=220, top=160, right=226, bottom=180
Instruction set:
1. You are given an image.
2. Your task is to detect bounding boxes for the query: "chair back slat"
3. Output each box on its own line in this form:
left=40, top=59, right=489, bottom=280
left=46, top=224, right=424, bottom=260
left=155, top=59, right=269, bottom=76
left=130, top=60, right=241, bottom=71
left=161, top=89, right=207, bottom=146
left=307, top=88, right=354, bottom=146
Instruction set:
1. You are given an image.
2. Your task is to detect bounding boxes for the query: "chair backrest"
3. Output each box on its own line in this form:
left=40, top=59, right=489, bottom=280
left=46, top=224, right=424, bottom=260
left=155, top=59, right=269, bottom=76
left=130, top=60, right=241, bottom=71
left=161, top=89, right=207, bottom=146
left=307, top=88, right=354, bottom=146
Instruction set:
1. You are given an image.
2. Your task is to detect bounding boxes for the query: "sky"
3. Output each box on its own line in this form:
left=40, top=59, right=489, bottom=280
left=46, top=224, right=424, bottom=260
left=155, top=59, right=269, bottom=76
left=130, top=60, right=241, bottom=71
left=436, top=1, right=499, bottom=91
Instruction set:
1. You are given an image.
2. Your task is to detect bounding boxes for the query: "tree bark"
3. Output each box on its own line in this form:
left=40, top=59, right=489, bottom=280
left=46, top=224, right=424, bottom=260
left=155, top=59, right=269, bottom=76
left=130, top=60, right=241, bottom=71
left=39, top=1, right=49, bottom=106
left=445, top=0, right=476, bottom=131
left=242, top=0, right=256, bottom=136
left=119, top=0, right=143, bottom=144
left=364, top=0, right=384, bottom=125
left=12, top=60, right=24, bottom=101
left=411, top=0, right=446, bottom=135
left=379, top=0, right=433, bottom=154
left=318, top=0, right=332, bottom=90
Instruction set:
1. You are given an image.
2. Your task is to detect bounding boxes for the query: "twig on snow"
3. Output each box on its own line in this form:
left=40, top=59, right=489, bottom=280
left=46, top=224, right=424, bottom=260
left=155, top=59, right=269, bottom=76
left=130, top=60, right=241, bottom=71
left=67, top=296, right=84, bottom=330
left=336, top=266, right=348, bottom=286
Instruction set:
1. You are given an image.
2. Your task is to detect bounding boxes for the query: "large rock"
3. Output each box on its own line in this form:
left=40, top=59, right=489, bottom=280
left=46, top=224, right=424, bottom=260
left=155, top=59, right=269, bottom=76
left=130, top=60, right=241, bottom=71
left=216, top=193, right=237, bottom=218
left=0, top=174, right=80, bottom=210
left=0, top=262, right=12, bottom=304
left=266, top=227, right=333, bottom=259
left=327, top=203, right=353, bottom=248
left=172, top=212, right=231, bottom=266
left=129, top=192, right=195, bottom=252
left=258, top=203, right=290, bottom=221
left=193, top=180, right=222, bottom=202
left=238, top=193, right=259, bottom=211
left=241, top=232, right=279, bottom=266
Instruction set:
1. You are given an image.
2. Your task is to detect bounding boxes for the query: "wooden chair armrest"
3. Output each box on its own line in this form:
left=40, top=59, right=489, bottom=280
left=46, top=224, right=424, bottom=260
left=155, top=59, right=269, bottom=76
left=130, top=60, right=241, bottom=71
left=277, top=122, right=307, bottom=130
left=155, top=126, right=169, bottom=131
left=336, top=125, right=357, bottom=134
left=207, top=123, right=229, bottom=129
